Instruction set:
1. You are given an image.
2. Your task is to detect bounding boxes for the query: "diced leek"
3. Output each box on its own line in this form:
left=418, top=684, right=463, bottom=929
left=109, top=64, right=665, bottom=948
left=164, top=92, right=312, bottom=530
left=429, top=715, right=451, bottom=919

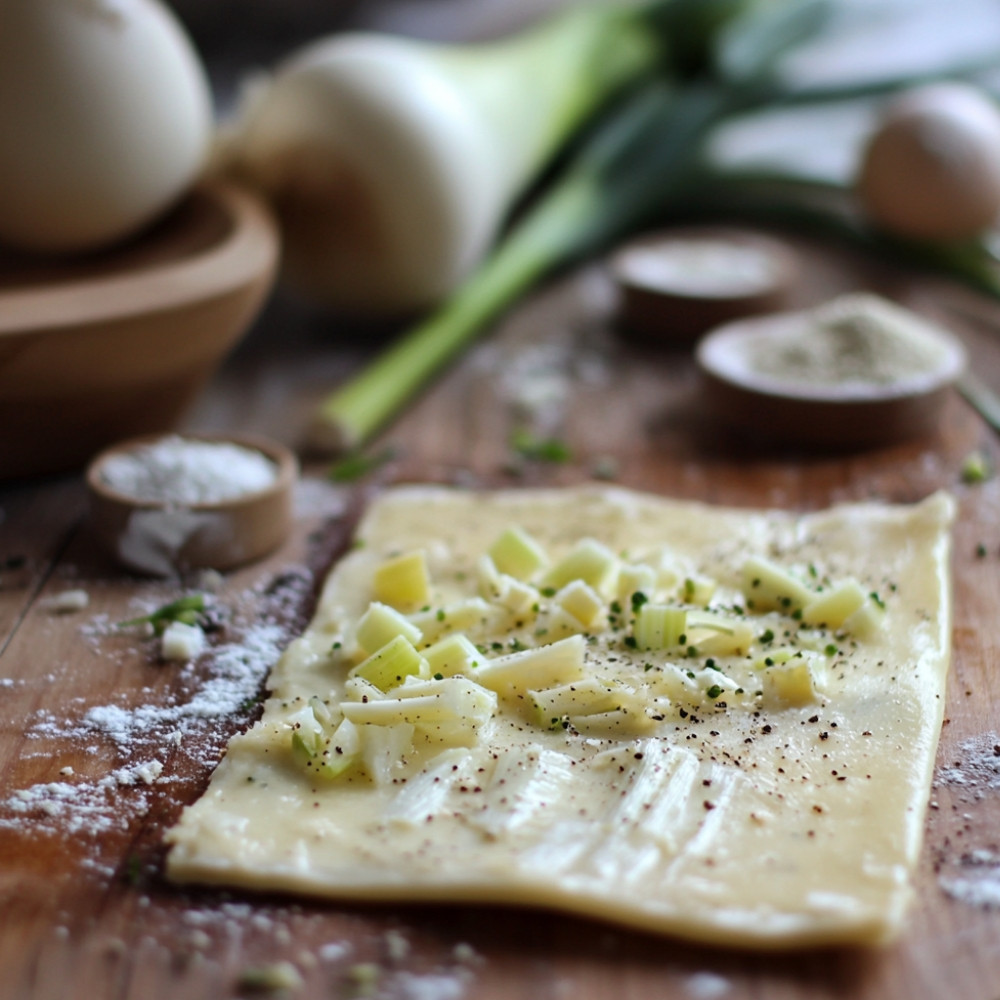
left=633, top=603, right=686, bottom=650
left=540, top=538, right=618, bottom=593
left=477, top=555, right=539, bottom=614
left=362, top=722, right=416, bottom=786
left=289, top=706, right=358, bottom=780
left=489, top=526, right=549, bottom=581
left=475, top=634, right=586, bottom=697
left=423, top=633, right=483, bottom=677
left=741, top=556, right=813, bottom=613
left=567, top=707, right=656, bottom=737
left=538, top=605, right=591, bottom=639
left=496, top=576, right=540, bottom=615
left=654, top=556, right=683, bottom=594
left=801, top=578, right=867, bottom=629
left=684, top=610, right=753, bottom=656
left=349, top=634, right=428, bottom=691
left=355, top=601, right=423, bottom=655
left=409, top=597, right=500, bottom=643
left=553, top=579, right=604, bottom=628
left=529, top=677, right=622, bottom=725
left=681, top=574, right=717, bottom=607
left=616, top=562, right=658, bottom=604
left=340, top=676, right=497, bottom=745
left=308, top=694, right=335, bottom=728
left=842, top=595, right=886, bottom=638
left=751, top=646, right=797, bottom=671
left=761, top=652, right=824, bottom=707
left=343, top=674, right=386, bottom=703
left=373, top=550, right=430, bottom=609
left=287, top=703, right=324, bottom=750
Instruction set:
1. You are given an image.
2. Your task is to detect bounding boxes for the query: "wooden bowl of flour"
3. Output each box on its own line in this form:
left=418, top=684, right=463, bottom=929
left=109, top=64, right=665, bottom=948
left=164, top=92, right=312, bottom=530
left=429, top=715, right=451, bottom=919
left=0, top=181, right=279, bottom=481
left=86, top=432, right=297, bottom=575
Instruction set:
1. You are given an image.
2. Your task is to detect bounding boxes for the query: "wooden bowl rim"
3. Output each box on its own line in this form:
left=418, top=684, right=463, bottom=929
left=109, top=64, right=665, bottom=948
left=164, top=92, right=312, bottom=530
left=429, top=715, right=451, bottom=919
left=0, top=180, right=278, bottom=336
left=696, top=307, right=968, bottom=405
left=611, top=225, right=799, bottom=304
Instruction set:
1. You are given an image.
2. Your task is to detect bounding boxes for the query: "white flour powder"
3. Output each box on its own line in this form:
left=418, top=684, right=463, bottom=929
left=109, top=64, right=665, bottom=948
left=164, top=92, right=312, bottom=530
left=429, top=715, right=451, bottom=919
left=0, top=569, right=309, bottom=839
left=100, top=436, right=277, bottom=505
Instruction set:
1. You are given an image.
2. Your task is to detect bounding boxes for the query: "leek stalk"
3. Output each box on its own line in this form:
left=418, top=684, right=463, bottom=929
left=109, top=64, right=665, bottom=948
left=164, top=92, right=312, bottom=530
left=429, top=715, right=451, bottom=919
left=309, top=84, right=720, bottom=451
left=310, top=0, right=1000, bottom=453
left=230, top=1, right=673, bottom=315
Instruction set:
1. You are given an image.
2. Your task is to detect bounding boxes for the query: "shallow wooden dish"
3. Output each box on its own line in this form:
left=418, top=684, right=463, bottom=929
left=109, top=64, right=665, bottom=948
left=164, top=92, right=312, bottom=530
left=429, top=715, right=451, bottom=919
left=696, top=306, right=968, bottom=450
left=86, top=432, right=297, bottom=576
left=612, top=227, right=798, bottom=346
left=0, top=180, right=279, bottom=480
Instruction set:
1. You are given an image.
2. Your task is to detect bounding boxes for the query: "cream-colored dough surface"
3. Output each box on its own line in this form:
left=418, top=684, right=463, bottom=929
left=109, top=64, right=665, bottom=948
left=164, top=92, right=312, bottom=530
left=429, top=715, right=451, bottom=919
left=166, top=486, right=954, bottom=948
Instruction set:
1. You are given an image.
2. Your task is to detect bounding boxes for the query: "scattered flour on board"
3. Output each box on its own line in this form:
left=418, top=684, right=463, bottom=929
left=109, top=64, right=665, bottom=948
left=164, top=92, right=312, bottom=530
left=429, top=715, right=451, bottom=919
left=934, top=732, right=1000, bottom=791
left=940, top=850, right=1000, bottom=911
left=0, top=571, right=308, bottom=841
left=2, top=762, right=164, bottom=836
left=75, top=623, right=286, bottom=748
left=934, top=733, right=1000, bottom=910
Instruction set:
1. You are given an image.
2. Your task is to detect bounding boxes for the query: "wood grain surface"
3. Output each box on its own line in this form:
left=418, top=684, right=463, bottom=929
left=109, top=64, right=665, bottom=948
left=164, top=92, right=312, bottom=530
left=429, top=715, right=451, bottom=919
left=1, top=229, right=999, bottom=999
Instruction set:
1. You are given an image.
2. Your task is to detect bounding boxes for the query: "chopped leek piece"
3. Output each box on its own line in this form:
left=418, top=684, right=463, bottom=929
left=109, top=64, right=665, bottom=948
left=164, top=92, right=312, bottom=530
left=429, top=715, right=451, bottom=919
left=538, top=604, right=592, bottom=639
left=289, top=706, right=359, bottom=780
left=540, top=538, right=618, bottom=593
left=568, top=706, right=656, bottom=737
left=842, top=596, right=886, bottom=638
left=423, top=633, right=483, bottom=677
left=801, top=579, right=867, bottom=629
left=681, top=574, right=717, bottom=607
left=488, top=526, right=549, bottom=581
left=343, top=675, right=386, bottom=703
left=751, top=646, right=796, bottom=671
left=553, top=579, right=604, bottom=628
left=685, top=610, right=754, bottom=655
left=477, top=555, right=539, bottom=613
left=616, top=562, right=658, bottom=603
left=308, top=695, right=335, bottom=728
left=761, top=652, right=824, bottom=707
left=529, top=677, right=622, bottom=724
left=409, top=596, right=500, bottom=643
left=633, top=603, right=686, bottom=650
left=475, top=635, right=586, bottom=697
left=373, top=550, right=430, bottom=609
left=349, top=635, right=428, bottom=691
left=362, top=722, right=416, bottom=786
left=355, top=601, right=423, bottom=655
left=741, top=556, right=813, bottom=613
left=341, top=676, right=497, bottom=744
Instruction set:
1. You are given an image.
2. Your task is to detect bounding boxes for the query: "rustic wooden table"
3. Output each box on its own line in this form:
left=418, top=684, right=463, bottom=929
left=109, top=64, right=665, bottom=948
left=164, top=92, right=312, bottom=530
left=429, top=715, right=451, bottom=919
left=1, top=225, right=999, bottom=999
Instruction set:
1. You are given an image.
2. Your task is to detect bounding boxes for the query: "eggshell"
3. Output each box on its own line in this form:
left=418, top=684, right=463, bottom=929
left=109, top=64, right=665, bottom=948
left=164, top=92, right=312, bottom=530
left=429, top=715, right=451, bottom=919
left=0, top=0, right=213, bottom=254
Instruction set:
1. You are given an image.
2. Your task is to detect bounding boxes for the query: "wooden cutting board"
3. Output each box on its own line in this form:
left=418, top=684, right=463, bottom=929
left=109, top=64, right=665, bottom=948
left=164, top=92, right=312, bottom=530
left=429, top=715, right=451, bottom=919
left=1, top=228, right=999, bottom=999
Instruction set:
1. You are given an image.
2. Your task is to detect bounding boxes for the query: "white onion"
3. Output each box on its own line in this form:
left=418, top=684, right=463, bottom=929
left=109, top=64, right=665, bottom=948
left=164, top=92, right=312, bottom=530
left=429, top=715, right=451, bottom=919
left=0, top=0, right=213, bottom=254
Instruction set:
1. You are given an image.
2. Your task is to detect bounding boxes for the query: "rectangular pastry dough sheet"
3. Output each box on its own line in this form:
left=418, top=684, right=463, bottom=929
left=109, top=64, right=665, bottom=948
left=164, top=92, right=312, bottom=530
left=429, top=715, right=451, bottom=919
left=167, top=486, right=954, bottom=948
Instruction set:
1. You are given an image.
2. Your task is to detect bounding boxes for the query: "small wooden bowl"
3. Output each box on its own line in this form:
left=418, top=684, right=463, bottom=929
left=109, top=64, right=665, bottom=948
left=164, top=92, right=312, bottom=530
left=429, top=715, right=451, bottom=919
left=0, top=180, right=279, bottom=480
left=86, top=432, right=297, bottom=576
left=696, top=306, right=968, bottom=450
left=612, top=227, right=797, bottom=346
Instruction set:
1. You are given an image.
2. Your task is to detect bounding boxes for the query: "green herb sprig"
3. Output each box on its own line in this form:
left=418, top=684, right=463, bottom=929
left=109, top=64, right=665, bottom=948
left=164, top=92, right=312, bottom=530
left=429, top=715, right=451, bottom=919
left=118, top=594, right=206, bottom=636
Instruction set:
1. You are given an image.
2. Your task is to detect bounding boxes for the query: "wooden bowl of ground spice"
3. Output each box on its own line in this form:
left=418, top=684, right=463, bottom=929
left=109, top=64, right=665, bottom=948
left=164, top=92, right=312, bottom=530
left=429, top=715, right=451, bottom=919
left=86, top=432, right=297, bottom=575
left=695, top=292, right=967, bottom=450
